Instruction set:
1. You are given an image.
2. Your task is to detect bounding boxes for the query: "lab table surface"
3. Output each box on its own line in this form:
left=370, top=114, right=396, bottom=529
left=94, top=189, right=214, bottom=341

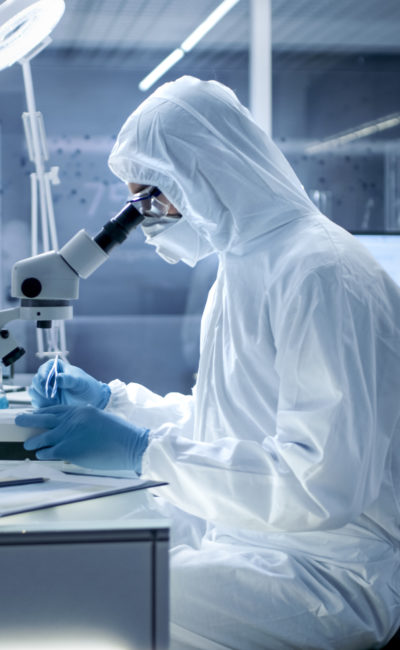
left=0, top=461, right=170, bottom=650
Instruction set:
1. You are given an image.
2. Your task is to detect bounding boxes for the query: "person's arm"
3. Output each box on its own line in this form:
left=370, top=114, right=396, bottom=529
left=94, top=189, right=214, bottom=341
left=105, top=379, right=195, bottom=437
left=140, top=266, right=389, bottom=533
left=29, top=360, right=195, bottom=438
left=20, top=357, right=195, bottom=471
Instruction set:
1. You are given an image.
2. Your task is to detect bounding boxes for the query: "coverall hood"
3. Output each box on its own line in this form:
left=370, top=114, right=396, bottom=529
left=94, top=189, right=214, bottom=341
left=108, top=75, right=319, bottom=257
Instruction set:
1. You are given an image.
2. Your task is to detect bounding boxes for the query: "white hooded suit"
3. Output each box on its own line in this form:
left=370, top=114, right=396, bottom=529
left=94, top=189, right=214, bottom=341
left=108, top=77, right=400, bottom=649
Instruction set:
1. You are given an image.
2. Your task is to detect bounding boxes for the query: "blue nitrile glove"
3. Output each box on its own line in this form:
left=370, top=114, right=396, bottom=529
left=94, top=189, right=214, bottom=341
left=29, top=360, right=111, bottom=409
left=16, top=405, right=149, bottom=473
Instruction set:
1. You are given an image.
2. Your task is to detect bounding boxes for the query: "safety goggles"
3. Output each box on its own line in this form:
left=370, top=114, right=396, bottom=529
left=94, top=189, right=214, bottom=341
left=129, top=185, right=180, bottom=220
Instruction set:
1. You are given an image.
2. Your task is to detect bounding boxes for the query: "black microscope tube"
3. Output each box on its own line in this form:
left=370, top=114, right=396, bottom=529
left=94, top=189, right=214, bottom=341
left=94, top=202, right=144, bottom=253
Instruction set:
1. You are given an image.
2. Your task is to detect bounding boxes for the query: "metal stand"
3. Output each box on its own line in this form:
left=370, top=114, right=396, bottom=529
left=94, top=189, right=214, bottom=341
left=19, top=44, right=67, bottom=361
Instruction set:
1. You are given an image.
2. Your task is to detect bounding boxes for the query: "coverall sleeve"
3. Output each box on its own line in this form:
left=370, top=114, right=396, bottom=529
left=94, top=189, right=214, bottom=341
left=140, top=266, right=389, bottom=533
left=105, top=379, right=195, bottom=438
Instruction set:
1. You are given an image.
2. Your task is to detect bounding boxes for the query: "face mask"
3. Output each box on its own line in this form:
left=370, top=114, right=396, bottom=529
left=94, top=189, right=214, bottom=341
left=142, top=217, right=214, bottom=267
left=141, top=215, right=181, bottom=238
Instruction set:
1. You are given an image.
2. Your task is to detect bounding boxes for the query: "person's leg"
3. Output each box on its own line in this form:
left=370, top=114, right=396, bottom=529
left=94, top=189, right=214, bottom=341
left=151, top=495, right=207, bottom=548
left=169, top=540, right=395, bottom=650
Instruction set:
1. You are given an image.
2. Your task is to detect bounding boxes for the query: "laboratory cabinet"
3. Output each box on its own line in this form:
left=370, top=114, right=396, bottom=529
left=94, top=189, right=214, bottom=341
left=0, top=502, right=169, bottom=649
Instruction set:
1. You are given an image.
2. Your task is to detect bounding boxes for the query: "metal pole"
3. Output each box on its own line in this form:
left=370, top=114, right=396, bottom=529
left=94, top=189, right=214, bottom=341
left=0, top=122, right=2, bottom=309
left=249, top=0, right=272, bottom=136
left=20, top=57, right=67, bottom=359
left=30, top=172, right=38, bottom=256
left=20, top=58, right=50, bottom=252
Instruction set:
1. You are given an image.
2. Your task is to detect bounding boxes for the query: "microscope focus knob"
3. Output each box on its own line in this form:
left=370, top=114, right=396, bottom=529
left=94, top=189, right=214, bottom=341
left=21, top=277, right=42, bottom=298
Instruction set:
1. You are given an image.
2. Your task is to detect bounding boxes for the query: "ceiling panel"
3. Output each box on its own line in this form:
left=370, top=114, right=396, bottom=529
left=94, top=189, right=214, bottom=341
left=46, top=0, right=400, bottom=54
left=0, top=0, right=396, bottom=73
left=52, top=0, right=249, bottom=50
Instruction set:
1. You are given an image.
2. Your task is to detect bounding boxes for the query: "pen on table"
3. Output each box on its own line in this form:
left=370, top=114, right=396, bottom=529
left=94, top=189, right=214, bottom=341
left=0, top=477, right=49, bottom=488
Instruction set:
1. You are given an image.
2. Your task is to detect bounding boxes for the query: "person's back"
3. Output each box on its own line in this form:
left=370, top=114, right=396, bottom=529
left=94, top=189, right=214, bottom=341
left=164, top=207, right=400, bottom=648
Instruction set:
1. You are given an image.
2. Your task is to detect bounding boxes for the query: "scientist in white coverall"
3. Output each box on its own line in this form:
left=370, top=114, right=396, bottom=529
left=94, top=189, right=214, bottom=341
left=16, top=76, right=400, bottom=650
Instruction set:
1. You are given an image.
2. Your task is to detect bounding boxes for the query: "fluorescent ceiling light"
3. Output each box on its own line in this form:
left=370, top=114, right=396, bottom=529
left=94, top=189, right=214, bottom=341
left=0, top=0, right=65, bottom=70
left=139, top=48, right=184, bottom=92
left=181, top=0, right=240, bottom=52
left=307, top=113, right=400, bottom=153
left=139, top=0, right=240, bottom=92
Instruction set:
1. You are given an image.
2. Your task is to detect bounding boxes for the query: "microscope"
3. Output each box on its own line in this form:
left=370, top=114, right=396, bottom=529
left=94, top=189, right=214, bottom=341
left=0, top=199, right=147, bottom=367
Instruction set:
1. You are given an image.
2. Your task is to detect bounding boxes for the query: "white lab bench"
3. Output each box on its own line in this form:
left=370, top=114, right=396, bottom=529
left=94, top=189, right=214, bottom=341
left=0, top=478, right=170, bottom=649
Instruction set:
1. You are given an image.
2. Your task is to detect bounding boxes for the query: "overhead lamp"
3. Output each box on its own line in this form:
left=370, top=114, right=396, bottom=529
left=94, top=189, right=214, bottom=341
left=0, top=0, right=65, bottom=70
left=139, top=0, right=241, bottom=92
left=0, top=0, right=67, bottom=360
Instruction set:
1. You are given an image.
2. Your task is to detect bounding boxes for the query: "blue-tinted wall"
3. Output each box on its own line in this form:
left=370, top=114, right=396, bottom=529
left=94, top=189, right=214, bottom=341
left=1, top=49, right=400, bottom=392
left=0, top=52, right=239, bottom=392
left=273, top=53, right=400, bottom=231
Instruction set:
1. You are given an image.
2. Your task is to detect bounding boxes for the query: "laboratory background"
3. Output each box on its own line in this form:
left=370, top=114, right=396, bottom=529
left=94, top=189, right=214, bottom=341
left=1, top=0, right=400, bottom=395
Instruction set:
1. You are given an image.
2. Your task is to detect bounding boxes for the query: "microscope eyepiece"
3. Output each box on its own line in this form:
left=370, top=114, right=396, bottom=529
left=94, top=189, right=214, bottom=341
left=94, top=201, right=144, bottom=253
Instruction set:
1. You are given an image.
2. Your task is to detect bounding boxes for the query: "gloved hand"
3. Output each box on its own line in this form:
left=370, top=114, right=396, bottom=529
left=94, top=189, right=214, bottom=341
left=29, top=360, right=111, bottom=410
left=16, top=405, right=149, bottom=473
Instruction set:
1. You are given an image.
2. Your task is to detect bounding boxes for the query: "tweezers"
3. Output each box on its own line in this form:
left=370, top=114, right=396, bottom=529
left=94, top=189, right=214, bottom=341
left=45, top=354, right=59, bottom=399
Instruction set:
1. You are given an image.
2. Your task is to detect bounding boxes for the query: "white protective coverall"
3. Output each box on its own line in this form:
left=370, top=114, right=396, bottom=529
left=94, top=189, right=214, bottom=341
left=108, top=76, right=400, bottom=650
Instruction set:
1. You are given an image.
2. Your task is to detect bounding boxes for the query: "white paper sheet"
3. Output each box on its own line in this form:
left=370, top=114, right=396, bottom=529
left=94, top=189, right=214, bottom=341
left=0, top=461, right=166, bottom=517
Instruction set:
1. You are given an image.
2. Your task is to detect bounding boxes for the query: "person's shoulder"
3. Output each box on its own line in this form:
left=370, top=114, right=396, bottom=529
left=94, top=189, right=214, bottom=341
left=265, top=215, right=340, bottom=289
